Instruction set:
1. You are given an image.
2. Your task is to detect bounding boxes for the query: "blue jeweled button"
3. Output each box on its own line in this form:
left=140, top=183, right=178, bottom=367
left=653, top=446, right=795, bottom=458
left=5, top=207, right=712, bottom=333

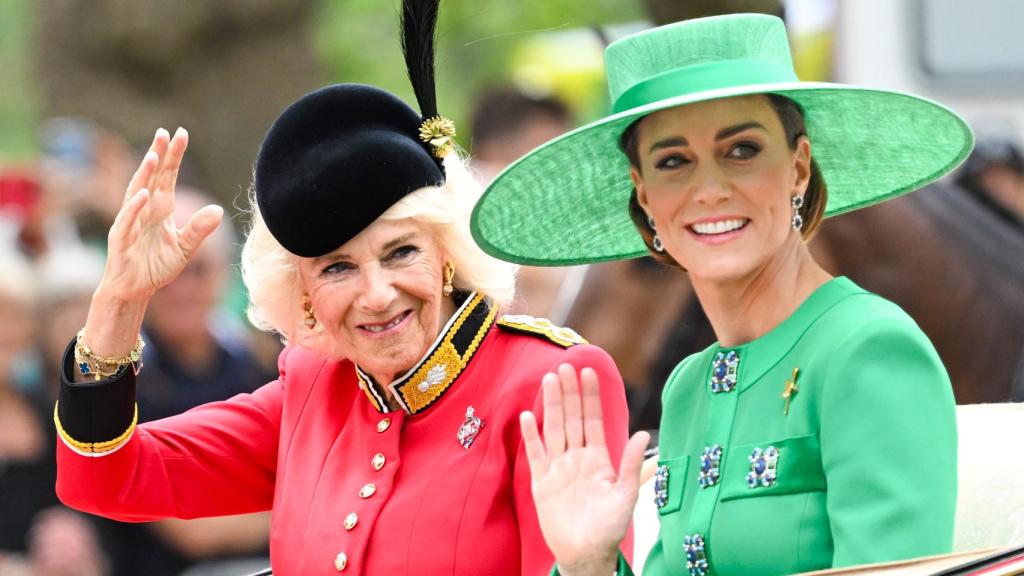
left=78, top=362, right=91, bottom=375
left=746, top=446, right=780, bottom=488
left=653, top=465, right=669, bottom=509
left=683, top=534, right=709, bottom=576
left=698, top=445, right=722, bottom=488
left=709, top=350, right=740, bottom=393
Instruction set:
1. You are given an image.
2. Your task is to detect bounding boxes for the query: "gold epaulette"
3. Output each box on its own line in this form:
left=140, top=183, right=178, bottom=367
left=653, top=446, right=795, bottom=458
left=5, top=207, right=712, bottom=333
left=496, top=315, right=588, bottom=348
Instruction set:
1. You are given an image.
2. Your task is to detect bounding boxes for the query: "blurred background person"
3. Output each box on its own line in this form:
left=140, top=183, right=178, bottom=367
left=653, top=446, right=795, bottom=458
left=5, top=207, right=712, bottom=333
left=0, top=248, right=106, bottom=576
left=470, top=87, right=573, bottom=184
left=469, top=87, right=580, bottom=319
left=0, top=246, right=48, bottom=573
left=955, top=130, right=1024, bottom=231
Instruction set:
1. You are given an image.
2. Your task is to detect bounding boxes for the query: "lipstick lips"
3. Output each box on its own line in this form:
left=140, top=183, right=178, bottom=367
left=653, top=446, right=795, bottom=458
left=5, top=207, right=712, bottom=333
left=686, top=216, right=750, bottom=245
left=358, top=310, right=412, bottom=336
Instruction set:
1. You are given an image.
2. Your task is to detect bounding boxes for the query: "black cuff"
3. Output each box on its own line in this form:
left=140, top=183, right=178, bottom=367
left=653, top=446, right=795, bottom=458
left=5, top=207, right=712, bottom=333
left=56, top=338, right=137, bottom=453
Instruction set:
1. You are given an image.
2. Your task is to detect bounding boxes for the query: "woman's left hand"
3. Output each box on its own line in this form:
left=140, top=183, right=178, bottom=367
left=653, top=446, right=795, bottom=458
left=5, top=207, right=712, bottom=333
left=521, top=364, right=650, bottom=576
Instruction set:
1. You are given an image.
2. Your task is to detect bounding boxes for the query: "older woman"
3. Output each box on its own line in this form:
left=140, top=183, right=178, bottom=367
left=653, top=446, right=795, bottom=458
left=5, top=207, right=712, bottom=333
left=471, top=13, right=971, bottom=576
left=51, top=3, right=630, bottom=575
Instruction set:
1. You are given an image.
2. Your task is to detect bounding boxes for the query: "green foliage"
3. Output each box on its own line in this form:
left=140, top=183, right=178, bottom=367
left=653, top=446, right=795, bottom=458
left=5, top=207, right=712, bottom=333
left=0, top=0, right=644, bottom=160
left=312, top=0, right=644, bottom=146
left=0, top=0, right=38, bottom=160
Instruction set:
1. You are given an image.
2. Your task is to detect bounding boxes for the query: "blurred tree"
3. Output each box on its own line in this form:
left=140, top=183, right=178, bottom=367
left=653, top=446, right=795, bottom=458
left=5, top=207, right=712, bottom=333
left=312, top=0, right=645, bottom=147
left=642, top=0, right=782, bottom=24
left=0, top=0, right=38, bottom=160
left=34, top=0, right=322, bottom=207
left=27, top=1, right=650, bottom=206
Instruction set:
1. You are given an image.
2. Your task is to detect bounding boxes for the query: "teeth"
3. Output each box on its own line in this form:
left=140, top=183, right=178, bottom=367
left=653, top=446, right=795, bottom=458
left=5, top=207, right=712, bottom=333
left=365, top=313, right=405, bottom=333
left=691, top=219, right=747, bottom=235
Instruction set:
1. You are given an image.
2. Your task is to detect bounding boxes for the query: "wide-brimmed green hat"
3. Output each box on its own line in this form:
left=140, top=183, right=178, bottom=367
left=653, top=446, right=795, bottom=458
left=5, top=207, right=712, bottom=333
left=471, top=13, right=973, bottom=266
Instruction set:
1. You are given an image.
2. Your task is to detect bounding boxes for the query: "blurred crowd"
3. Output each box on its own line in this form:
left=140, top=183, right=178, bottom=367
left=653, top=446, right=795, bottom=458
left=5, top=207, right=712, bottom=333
left=2, top=83, right=1023, bottom=575
left=0, top=119, right=277, bottom=576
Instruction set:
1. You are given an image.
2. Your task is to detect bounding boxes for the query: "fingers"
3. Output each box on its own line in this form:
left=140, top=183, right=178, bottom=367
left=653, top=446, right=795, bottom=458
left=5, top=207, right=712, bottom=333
left=177, top=204, right=223, bottom=258
left=520, top=411, right=549, bottom=478
left=125, top=127, right=170, bottom=202
left=110, top=188, right=151, bottom=248
left=125, top=150, right=159, bottom=203
left=617, top=430, right=651, bottom=496
left=580, top=367, right=606, bottom=448
left=153, top=127, right=188, bottom=198
left=559, top=364, right=585, bottom=450
left=125, top=129, right=169, bottom=201
left=541, top=372, right=566, bottom=459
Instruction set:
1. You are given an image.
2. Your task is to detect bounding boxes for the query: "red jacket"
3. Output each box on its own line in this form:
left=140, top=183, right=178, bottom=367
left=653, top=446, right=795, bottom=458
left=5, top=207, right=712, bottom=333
left=56, top=300, right=632, bottom=575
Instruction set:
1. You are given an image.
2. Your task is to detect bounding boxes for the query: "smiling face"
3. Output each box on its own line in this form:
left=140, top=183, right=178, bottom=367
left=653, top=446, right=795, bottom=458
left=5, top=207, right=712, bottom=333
left=631, top=95, right=811, bottom=283
left=297, top=218, right=452, bottom=384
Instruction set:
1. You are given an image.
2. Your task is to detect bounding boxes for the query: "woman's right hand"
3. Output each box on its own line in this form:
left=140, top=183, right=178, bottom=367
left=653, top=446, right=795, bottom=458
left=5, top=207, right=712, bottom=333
left=75, top=128, right=222, bottom=366
left=520, top=364, right=650, bottom=576
left=102, top=127, right=222, bottom=301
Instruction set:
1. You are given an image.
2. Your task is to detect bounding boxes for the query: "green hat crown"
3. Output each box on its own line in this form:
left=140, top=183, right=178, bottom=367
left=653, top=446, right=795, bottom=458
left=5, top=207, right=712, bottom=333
left=607, top=14, right=796, bottom=113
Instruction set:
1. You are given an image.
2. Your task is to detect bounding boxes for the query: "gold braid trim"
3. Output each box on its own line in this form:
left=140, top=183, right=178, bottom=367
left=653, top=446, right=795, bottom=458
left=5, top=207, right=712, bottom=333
left=396, top=293, right=496, bottom=413
left=53, top=401, right=138, bottom=454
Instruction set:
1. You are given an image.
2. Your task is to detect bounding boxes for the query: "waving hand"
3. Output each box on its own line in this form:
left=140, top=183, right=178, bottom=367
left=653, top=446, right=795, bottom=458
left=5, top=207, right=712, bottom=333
left=103, top=127, right=222, bottom=301
left=520, top=364, right=650, bottom=576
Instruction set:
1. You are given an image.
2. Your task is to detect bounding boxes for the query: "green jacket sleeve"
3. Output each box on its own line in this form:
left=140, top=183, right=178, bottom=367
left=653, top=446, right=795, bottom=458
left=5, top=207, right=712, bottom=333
left=821, top=314, right=957, bottom=567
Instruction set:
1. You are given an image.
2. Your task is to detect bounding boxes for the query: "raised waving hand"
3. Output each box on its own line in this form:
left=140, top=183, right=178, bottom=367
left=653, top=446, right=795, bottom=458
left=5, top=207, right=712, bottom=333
left=520, top=364, right=650, bottom=576
left=77, top=128, right=222, bottom=367
left=104, top=127, right=223, bottom=300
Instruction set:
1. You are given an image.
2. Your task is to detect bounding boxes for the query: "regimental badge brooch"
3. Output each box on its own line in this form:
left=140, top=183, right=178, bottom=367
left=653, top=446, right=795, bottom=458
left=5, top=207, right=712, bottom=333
left=457, top=406, right=484, bottom=450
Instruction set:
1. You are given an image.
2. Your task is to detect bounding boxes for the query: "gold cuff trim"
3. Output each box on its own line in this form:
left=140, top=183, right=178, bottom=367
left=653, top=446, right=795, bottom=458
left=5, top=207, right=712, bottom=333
left=356, top=292, right=495, bottom=415
left=53, top=401, right=138, bottom=455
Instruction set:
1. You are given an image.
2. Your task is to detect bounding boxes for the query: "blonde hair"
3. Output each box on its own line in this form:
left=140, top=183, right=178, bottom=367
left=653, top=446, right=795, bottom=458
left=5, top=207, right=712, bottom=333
left=241, top=152, right=517, bottom=349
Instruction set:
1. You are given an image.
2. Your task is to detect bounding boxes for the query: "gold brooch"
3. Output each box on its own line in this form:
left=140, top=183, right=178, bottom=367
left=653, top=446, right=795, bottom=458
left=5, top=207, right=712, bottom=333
left=419, top=115, right=456, bottom=158
left=782, top=367, right=800, bottom=415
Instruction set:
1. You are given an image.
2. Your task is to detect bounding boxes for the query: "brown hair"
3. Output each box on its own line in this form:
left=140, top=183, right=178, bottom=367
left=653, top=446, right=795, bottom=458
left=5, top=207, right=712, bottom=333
left=622, top=94, right=828, bottom=268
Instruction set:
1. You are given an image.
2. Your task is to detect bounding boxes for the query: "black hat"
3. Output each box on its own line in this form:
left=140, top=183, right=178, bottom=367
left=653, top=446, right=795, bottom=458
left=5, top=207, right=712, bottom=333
left=254, top=0, right=451, bottom=258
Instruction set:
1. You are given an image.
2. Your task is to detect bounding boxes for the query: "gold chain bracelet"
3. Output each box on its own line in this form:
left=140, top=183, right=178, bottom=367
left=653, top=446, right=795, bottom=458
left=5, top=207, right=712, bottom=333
left=74, top=329, right=145, bottom=381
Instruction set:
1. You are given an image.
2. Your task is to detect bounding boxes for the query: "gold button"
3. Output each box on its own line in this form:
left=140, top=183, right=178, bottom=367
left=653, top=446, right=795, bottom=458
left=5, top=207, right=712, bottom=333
left=334, top=552, right=348, bottom=571
left=359, top=483, right=376, bottom=498
left=371, top=453, right=386, bottom=471
left=376, top=418, right=391, bottom=433
left=344, top=512, right=358, bottom=530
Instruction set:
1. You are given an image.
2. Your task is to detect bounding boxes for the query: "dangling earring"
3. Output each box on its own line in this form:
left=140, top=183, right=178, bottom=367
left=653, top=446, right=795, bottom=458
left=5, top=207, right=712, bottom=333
left=647, top=215, right=665, bottom=253
left=791, top=195, right=805, bottom=231
left=302, top=294, right=317, bottom=329
left=442, top=262, right=455, bottom=297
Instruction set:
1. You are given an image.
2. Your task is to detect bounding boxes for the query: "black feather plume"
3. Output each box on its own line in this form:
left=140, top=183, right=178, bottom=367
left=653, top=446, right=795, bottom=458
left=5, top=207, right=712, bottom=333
left=401, top=0, right=441, bottom=119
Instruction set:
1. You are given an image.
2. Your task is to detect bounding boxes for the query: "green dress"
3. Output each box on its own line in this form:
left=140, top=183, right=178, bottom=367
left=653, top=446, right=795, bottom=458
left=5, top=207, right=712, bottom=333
left=630, top=277, right=957, bottom=576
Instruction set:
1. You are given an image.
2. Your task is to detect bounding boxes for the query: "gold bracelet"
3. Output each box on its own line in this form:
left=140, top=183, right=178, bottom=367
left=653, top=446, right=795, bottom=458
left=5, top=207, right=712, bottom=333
left=74, top=329, right=145, bottom=381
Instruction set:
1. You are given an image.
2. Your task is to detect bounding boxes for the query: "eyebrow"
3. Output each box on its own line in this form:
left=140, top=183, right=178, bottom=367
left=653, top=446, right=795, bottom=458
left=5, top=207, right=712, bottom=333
left=381, top=232, right=417, bottom=252
left=715, top=121, right=765, bottom=141
left=309, top=232, right=419, bottom=266
left=647, top=121, right=767, bottom=154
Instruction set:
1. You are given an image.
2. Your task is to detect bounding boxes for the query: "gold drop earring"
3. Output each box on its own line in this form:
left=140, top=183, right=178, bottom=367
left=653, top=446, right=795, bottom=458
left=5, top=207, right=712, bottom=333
left=442, top=263, right=455, bottom=297
left=302, top=294, right=317, bottom=329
